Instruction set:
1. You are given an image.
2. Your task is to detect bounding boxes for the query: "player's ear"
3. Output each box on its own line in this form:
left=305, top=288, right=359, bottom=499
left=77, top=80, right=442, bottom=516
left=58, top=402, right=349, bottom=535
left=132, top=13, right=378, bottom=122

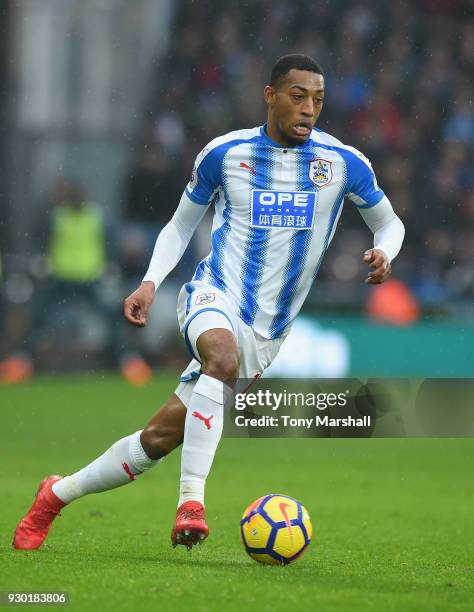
left=264, top=85, right=275, bottom=106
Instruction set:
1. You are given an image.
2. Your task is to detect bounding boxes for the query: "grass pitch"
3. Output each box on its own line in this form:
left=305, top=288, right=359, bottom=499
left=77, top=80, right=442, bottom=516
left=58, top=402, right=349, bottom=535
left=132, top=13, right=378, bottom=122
left=1, top=374, right=473, bottom=611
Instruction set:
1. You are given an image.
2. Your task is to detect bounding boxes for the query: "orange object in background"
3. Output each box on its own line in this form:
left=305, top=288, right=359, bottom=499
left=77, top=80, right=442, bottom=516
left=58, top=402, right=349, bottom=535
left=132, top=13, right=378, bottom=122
left=0, top=355, right=34, bottom=384
left=120, top=354, right=152, bottom=386
left=367, top=279, right=420, bottom=326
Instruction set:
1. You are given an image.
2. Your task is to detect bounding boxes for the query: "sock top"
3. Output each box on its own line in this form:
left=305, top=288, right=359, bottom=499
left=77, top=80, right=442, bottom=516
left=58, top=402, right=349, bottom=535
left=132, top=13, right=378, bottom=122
left=194, top=374, right=224, bottom=404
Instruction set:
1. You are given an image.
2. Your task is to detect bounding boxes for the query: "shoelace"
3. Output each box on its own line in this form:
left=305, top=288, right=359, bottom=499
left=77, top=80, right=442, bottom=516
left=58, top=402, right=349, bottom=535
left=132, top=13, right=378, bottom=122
left=180, top=507, right=203, bottom=520
left=23, top=508, right=60, bottom=533
left=27, top=491, right=62, bottom=528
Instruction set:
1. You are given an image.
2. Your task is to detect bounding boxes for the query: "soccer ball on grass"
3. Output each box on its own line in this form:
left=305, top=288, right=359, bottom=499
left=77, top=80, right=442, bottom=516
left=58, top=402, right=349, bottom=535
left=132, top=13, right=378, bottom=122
left=240, top=494, right=312, bottom=565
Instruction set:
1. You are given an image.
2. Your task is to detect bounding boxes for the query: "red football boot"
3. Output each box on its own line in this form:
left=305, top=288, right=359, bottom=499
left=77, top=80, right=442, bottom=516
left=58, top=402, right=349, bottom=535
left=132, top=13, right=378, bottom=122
left=13, top=475, right=66, bottom=550
left=171, top=501, right=209, bottom=550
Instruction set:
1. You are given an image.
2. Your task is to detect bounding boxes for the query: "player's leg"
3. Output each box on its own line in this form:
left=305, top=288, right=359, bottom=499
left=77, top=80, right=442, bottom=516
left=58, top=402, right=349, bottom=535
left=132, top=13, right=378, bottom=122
left=140, top=393, right=186, bottom=458
left=13, top=393, right=187, bottom=550
left=171, top=298, right=285, bottom=549
left=171, top=322, right=240, bottom=548
left=179, top=327, right=239, bottom=503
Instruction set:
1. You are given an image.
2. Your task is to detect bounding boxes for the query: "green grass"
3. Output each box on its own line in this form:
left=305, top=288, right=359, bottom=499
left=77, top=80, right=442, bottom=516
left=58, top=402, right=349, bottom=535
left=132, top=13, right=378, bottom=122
left=1, top=375, right=473, bottom=611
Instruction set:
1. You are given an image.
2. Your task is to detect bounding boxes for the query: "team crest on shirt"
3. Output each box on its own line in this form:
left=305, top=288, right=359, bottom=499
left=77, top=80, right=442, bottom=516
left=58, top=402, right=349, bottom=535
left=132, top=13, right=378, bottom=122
left=195, top=292, right=215, bottom=306
left=309, top=158, right=333, bottom=187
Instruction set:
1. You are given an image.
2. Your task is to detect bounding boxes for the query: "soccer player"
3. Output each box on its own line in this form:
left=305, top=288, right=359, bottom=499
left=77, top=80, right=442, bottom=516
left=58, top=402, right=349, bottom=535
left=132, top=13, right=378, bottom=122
left=13, top=54, right=404, bottom=551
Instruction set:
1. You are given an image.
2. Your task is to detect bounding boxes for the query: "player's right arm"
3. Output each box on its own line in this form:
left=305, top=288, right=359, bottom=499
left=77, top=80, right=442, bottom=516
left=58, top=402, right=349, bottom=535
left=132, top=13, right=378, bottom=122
left=123, top=143, right=222, bottom=327
left=123, top=192, right=209, bottom=326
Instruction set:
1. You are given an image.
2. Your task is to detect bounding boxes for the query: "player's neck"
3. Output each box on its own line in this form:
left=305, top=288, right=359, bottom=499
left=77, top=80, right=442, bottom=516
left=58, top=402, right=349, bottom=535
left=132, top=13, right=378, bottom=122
left=265, top=120, right=299, bottom=148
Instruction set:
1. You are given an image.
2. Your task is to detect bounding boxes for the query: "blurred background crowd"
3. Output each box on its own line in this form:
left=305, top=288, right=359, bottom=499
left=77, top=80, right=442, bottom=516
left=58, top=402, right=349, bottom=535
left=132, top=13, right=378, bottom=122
left=0, top=0, right=473, bottom=382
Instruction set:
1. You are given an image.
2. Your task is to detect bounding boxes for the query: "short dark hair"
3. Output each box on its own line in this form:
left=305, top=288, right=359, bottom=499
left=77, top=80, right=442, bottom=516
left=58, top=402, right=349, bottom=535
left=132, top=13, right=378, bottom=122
left=270, top=54, right=324, bottom=89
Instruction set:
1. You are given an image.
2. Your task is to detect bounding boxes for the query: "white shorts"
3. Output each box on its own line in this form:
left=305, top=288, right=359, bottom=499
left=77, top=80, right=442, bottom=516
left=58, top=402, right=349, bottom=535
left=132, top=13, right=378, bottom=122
left=174, top=280, right=285, bottom=407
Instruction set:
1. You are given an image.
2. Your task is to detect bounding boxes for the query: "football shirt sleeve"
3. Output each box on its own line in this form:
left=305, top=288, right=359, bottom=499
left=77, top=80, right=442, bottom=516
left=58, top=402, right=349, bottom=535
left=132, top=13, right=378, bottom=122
left=185, top=144, right=223, bottom=205
left=357, top=194, right=405, bottom=262
left=345, top=148, right=385, bottom=209
left=142, top=191, right=210, bottom=291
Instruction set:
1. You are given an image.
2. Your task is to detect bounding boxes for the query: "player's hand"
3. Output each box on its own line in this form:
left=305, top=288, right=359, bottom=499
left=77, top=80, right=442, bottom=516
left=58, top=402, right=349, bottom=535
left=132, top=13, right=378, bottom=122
left=123, top=281, right=155, bottom=327
left=363, top=249, right=391, bottom=284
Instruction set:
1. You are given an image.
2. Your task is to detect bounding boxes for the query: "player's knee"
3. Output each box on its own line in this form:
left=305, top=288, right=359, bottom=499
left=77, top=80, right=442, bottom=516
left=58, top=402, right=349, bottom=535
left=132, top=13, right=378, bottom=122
left=140, top=424, right=182, bottom=460
left=203, top=349, right=240, bottom=381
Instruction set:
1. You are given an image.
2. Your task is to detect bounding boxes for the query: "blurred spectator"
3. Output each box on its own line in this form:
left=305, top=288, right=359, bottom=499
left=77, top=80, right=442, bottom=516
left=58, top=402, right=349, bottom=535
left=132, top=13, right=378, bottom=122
left=47, top=180, right=106, bottom=284
left=0, top=178, right=151, bottom=384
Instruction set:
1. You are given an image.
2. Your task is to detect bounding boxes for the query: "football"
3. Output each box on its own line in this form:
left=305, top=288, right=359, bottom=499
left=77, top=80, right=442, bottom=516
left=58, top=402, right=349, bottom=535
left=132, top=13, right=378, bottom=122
left=240, top=494, right=312, bottom=565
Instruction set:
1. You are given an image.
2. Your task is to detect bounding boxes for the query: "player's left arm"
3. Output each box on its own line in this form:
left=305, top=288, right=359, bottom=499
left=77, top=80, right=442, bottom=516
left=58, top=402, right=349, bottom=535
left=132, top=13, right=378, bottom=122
left=346, top=149, right=405, bottom=284
left=358, top=195, right=405, bottom=284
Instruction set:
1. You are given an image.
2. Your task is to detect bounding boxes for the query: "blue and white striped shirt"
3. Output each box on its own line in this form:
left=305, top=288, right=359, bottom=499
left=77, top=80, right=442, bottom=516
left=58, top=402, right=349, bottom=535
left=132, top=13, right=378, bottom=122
left=185, top=124, right=384, bottom=339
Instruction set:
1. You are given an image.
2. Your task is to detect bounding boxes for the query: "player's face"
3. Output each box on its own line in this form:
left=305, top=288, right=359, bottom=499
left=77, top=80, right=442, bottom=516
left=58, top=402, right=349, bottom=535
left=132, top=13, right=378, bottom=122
left=264, top=69, right=325, bottom=147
